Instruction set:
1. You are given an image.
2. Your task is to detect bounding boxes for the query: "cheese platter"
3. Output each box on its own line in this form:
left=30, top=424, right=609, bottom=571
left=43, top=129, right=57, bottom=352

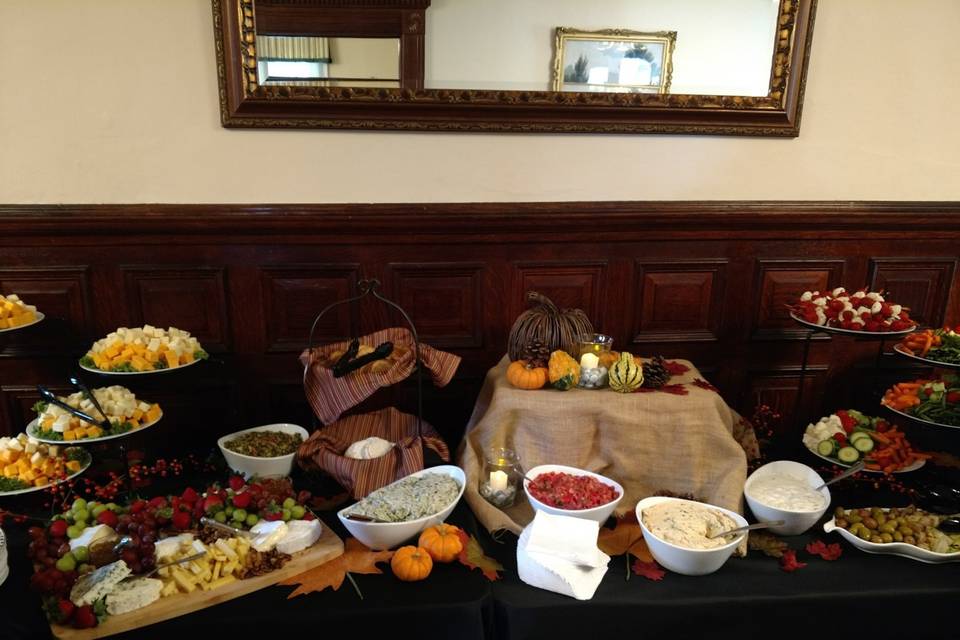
left=0, top=310, right=44, bottom=333
left=50, top=525, right=344, bottom=639
left=79, top=325, right=207, bottom=375
left=0, top=442, right=91, bottom=497
left=0, top=294, right=43, bottom=332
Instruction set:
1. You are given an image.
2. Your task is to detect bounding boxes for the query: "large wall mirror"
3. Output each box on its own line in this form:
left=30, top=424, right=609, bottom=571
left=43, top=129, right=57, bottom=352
left=214, top=0, right=817, bottom=135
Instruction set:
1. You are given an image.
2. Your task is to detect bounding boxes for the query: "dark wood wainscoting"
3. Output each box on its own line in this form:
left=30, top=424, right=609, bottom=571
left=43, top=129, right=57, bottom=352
left=1, top=202, right=958, bottom=454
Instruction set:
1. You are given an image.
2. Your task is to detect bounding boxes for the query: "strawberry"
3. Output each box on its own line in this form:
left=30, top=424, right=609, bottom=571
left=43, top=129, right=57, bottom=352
left=48, top=519, right=68, bottom=538
left=148, top=496, right=167, bottom=510
left=57, top=598, right=75, bottom=623
left=96, top=510, right=119, bottom=528
left=303, top=511, right=316, bottom=521
left=231, top=491, right=252, bottom=509
left=864, top=321, right=880, bottom=332
left=247, top=482, right=264, bottom=496
left=181, top=487, right=200, bottom=504
left=129, top=499, right=147, bottom=514
left=172, top=511, right=191, bottom=530
left=840, top=320, right=853, bottom=330
left=828, top=299, right=844, bottom=312
left=73, top=605, right=97, bottom=629
left=203, top=494, right=224, bottom=514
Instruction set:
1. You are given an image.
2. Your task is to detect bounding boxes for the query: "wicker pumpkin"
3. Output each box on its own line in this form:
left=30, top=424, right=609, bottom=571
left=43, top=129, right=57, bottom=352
left=506, top=360, right=548, bottom=390
left=609, top=351, right=643, bottom=393
left=418, top=523, right=463, bottom=563
left=391, top=546, right=433, bottom=582
left=548, top=350, right=580, bottom=391
left=508, top=292, right=594, bottom=361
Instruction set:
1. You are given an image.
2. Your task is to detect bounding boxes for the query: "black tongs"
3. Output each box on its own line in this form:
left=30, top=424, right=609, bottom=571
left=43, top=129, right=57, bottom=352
left=332, top=340, right=394, bottom=378
left=37, top=376, right=112, bottom=430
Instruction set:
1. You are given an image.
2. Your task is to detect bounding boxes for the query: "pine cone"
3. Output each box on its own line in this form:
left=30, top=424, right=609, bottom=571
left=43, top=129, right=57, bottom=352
left=521, top=339, right=551, bottom=368
left=642, top=355, right=671, bottom=388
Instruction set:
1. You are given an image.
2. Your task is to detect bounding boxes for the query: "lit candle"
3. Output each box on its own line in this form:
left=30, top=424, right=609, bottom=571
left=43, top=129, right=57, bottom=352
left=489, top=470, right=509, bottom=492
left=580, top=352, right=599, bottom=369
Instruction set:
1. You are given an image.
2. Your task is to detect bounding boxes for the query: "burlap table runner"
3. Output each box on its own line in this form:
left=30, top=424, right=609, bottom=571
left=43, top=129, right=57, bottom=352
left=458, top=356, right=759, bottom=538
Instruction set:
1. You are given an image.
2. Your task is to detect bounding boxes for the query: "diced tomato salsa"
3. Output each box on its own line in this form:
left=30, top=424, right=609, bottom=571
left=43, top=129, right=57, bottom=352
left=528, top=471, right=619, bottom=510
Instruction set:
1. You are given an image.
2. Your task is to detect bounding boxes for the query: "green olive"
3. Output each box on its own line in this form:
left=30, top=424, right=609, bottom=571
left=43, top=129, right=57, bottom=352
left=870, top=535, right=884, bottom=544
left=857, top=528, right=872, bottom=540
left=899, top=526, right=914, bottom=536
left=904, top=535, right=916, bottom=545
left=875, top=513, right=887, bottom=526
left=880, top=533, right=893, bottom=543
left=893, top=531, right=903, bottom=542
left=836, top=519, right=848, bottom=529
left=847, top=513, right=863, bottom=524
left=834, top=507, right=845, bottom=519
left=880, top=522, right=897, bottom=534
left=863, top=517, right=879, bottom=530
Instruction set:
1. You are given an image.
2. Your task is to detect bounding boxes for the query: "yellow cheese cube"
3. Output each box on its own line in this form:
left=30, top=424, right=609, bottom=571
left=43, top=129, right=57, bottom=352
left=33, top=476, right=48, bottom=487
left=146, top=405, right=162, bottom=422
left=17, top=458, right=30, bottom=473
left=163, top=350, right=178, bottom=369
left=21, top=469, right=36, bottom=482
left=66, top=460, right=82, bottom=472
left=3, top=464, right=18, bottom=478
left=63, top=430, right=77, bottom=441
left=85, top=426, right=102, bottom=438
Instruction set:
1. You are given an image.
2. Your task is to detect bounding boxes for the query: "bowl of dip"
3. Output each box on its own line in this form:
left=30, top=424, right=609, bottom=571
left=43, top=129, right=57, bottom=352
left=636, top=496, right=748, bottom=576
left=523, top=464, right=623, bottom=524
left=217, top=423, right=309, bottom=479
left=338, top=465, right=465, bottom=550
left=744, top=460, right=830, bottom=535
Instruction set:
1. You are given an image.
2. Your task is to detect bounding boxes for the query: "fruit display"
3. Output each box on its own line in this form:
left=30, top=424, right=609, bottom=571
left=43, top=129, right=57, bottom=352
left=832, top=506, right=960, bottom=554
left=0, top=293, right=39, bottom=329
left=80, top=325, right=208, bottom=373
left=802, top=409, right=929, bottom=473
left=418, top=524, right=463, bottom=563
left=897, top=326, right=960, bottom=366
left=790, top=287, right=916, bottom=332
left=526, top=471, right=620, bottom=510
left=882, top=374, right=960, bottom=427
left=507, top=291, right=593, bottom=361
left=32, top=386, right=161, bottom=441
left=548, top=350, right=580, bottom=390
left=390, top=545, right=433, bottom=581
left=0, top=435, right=89, bottom=492
left=609, top=351, right=643, bottom=393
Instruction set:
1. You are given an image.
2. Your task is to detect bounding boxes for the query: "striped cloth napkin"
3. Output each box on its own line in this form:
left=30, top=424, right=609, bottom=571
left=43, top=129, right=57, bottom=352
left=300, top=327, right=461, bottom=425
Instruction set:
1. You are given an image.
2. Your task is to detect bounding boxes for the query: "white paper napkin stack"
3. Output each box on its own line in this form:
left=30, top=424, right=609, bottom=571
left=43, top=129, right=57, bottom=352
left=516, top=511, right=610, bottom=600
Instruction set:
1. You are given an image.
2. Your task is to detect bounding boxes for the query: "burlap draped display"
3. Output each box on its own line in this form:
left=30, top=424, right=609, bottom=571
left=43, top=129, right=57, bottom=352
left=297, top=407, right=450, bottom=499
left=458, top=356, right=759, bottom=539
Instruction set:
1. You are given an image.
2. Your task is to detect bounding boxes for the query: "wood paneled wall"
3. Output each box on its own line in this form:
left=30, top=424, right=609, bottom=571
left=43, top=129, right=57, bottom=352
left=1, top=202, right=958, bottom=452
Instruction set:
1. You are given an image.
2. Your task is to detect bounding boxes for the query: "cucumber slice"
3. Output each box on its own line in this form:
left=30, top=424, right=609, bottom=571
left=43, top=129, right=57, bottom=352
left=849, top=431, right=872, bottom=444
left=837, top=446, right=860, bottom=463
left=817, top=439, right=837, bottom=457
left=853, top=436, right=875, bottom=453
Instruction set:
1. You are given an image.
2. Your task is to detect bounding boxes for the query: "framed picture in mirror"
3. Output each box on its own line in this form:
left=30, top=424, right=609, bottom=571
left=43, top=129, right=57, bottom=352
left=552, top=28, right=677, bottom=94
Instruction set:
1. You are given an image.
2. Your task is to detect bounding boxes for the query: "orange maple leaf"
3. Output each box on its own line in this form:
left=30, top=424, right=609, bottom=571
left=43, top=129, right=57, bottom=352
left=278, top=538, right=394, bottom=598
left=455, top=529, right=503, bottom=581
left=597, top=513, right=653, bottom=563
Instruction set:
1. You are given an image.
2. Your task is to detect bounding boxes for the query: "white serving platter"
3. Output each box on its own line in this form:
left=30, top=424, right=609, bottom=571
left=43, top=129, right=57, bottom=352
left=26, top=409, right=163, bottom=445
left=824, top=515, right=960, bottom=564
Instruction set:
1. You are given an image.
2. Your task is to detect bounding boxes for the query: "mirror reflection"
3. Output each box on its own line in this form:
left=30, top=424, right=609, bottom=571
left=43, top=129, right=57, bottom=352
left=255, top=35, right=400, bottom=87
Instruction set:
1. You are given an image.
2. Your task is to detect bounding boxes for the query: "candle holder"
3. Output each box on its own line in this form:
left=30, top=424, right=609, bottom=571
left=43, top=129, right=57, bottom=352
left=578, top=333, right=613, bottom=389
left=479, top=447, right=521, bottom=508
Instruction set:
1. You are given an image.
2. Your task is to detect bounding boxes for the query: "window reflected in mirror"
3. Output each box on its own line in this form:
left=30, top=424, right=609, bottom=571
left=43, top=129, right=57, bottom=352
left=255, top=35, right=401, bottom=88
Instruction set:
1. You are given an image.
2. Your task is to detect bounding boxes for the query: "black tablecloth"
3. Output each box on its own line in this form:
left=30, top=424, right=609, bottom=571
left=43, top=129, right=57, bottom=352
left=3, top=490, right=959, bottom=640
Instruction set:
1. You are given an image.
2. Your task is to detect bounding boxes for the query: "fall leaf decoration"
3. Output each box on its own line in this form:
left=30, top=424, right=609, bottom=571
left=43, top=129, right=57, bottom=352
left=597, top=512, right=653, bottom=563
left=691, top=378, right=720, bottom=393
left=635, top=383, right=689, bottom=395
left=279, top=538, right=394, bottom=599
left=632, top=558, right=666, bottom=581
left=663, top=360, right=690, bottom=376
left=805, top=539, right=842, bottom=561
left=779, top=549, right=807, bottom=572
left=455, top=528, right=504, bottom=581
left=747, top=531, right=790, bottom=559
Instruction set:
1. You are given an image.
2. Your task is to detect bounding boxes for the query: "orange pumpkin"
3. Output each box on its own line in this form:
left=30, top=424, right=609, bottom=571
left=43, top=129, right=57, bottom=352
left=597, top=351, right=619, bottom=370
left=391, top=545, right=433, bottom=582
left=418, top=523, right=463, bottom=563
left=506, top=360, right=548, bottom=390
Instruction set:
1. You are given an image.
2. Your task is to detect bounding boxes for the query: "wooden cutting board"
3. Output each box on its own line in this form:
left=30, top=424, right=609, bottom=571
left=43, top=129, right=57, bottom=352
left=51, top=525, right=344, bottom=639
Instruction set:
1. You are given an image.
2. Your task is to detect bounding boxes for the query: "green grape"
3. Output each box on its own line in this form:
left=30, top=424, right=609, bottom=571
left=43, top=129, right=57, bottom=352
left=213, top=511, right=227, bottom=523
left=74, top=508, right=90, bottom=523
left=225, top=506, right=235, bottom=517
left=72, top=498, right=87, bottom=511
left=290, top=505, right=306, bottom=520
left=281, top=508, right=291, bottom=521
left=282, top=497, right=296, bottom=510
left=55, top=553, right=77, bottom=572
left=66, top=525, right=84, bottom=539
left=73, top=546, right=90, bottom=563
left=105, top=502, right=120, bottom=512
left=91, top=504, right=108, bottom=518
left=245, top=513, right=259, bottom=527
left=232, top=509, right=247, bottom=522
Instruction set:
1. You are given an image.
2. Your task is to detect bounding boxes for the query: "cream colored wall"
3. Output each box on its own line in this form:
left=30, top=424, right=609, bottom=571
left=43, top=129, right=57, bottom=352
left=0, top=0, right=958, bottom=204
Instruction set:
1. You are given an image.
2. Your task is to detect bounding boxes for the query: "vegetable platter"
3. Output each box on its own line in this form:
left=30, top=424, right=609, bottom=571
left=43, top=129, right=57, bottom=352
left=894, top=326, right=960, bottom=369
left=802, top=410, right=928, bottom=473
left=882, top=375, right=960, bottom=428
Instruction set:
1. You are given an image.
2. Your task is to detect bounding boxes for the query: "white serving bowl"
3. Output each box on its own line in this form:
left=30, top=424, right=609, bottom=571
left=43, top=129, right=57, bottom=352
left=744, top=460, right=830, bottom=535
left=217, top=423, right=309, bottom=479
left=636, top=496, right=747, bottom=576
left=338, top=465, right=466, bottom=550
left=523, top=464, right=624, bottom=524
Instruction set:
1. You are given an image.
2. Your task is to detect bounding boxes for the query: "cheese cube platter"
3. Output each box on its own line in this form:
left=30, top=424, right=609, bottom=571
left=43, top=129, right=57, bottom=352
left=0, top=436, right=91, bottom=496
left=79, top=325, right=207, bottom=375
left=27, top=386, right=163, bottom=444
left=0, top=294, right=43, bottom=332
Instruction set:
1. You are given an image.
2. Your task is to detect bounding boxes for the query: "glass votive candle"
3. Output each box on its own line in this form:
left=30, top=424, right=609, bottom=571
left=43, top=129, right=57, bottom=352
left=578, top=333, right=613, bottom=388
left=479, top=447, right=521, bottom=508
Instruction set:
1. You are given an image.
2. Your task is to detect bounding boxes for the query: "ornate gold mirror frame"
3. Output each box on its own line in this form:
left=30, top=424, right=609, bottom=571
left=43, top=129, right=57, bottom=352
left=213, top=0, right=817, bottom=136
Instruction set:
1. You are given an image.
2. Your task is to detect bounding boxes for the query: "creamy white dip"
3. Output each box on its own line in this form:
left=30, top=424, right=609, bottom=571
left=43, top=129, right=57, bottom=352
left=749, top=474, right=825, bottom=512
left=642, top=502, right=738, bottom=550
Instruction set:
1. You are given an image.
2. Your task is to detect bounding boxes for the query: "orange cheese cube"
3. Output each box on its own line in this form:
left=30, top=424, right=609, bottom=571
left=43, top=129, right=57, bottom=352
left=66, top=460, right=81, bottom=472
left=181, top=350, right=195, bottom=364
left=17, top=458, right=30, bottom=473
left=21, top=469, right=36, bottom=482
left=33, top=476, right=49, bottom=487
left=85, top=426, right=102, bottom=438
left=145, top=405, right=162, bottom=423
left=63, top=430, right=77, bottom=441
left=163, top=350, right=178, bottom=369
left=3, top=464, right=18, bottom=478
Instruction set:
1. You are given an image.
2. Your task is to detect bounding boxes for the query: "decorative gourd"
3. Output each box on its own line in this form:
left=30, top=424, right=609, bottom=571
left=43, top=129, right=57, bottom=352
left=508, top=292, right=594, bottom=361
left=506, top=360, right=548, bottom=390
left=391, top=545, right=433, bottom=581
left=548, top=350, right=580, bottom=391
left=609, top=351, right=644, bottom=393
left=418, top=523, right=463, bottom=563
left=597, top=350, right=619, bottom=370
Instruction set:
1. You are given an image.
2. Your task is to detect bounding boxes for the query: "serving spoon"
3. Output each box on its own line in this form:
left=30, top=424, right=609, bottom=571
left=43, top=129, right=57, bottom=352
left=814, top=460, right=865, bottom=492
left=706, top=520, right=785, bottom=539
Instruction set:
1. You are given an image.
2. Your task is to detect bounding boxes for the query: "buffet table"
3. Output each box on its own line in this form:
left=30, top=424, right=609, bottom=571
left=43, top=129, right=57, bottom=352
left=4, top=496, right=957, bottom=640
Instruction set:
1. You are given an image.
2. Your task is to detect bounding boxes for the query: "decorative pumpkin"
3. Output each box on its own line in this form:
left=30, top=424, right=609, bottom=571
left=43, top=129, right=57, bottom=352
left=508, top=291, right=594, bottom=361
left=609, top=351, right=643, bottom=393
left=506, top=360, right=548, bottom=390
left=597, top=350, right=619, bottom=370
left=391, top=545, right=434, bottom=582
left=548, top=350, right=580, bottom=391
left=418, top=523, right=464, bottom=563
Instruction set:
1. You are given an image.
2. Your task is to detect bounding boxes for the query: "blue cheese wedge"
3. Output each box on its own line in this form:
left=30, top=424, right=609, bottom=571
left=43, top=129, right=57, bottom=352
left=70, top=560, right=131, bottom=606
left=105, top=577, right=163, bottom=615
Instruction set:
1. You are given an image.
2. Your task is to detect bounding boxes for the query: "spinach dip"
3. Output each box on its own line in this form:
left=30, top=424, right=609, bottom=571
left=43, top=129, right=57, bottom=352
left=346, top=473, right=460, bottom=522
